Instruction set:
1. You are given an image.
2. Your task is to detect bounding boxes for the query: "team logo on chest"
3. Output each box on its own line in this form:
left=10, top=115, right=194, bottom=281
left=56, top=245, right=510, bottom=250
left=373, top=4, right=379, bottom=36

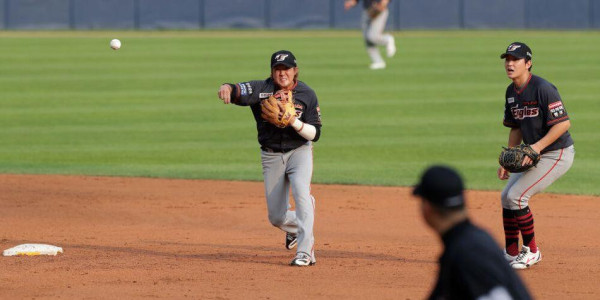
left=511, top=105, right=539, bottom=120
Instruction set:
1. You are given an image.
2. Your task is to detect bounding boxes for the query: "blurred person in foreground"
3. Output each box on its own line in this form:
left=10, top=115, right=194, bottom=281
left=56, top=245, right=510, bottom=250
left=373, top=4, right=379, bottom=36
left=413, top=165, right=532, bottom=300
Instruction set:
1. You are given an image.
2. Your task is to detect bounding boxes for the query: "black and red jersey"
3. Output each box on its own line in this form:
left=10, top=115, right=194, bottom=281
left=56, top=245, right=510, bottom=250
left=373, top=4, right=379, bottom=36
left=232, top=78, right=322, bottom=152
left=503, top=74, right=574, bottom=153
left=358, top=0, right=390, bottom=9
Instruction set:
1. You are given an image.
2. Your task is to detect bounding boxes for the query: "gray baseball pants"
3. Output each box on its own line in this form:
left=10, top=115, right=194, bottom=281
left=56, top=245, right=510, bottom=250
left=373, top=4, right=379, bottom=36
left=362, top=9, right=390, bottom=47
left=261, top=142, right=315, bottom=260
left=501, top=145, right=575, bottom=210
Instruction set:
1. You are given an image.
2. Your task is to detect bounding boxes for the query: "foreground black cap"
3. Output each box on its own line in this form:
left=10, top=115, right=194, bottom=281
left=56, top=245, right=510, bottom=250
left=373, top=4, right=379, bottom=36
left=271, top=50, right=297, bottom=69
left=500, top=42, right=532, bottom=60
left=413, top=165, right=465, bottom=208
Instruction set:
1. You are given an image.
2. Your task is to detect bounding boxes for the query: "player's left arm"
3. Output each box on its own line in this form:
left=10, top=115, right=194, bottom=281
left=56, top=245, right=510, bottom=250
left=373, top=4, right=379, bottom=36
left=530, top=85, right=571, bottom=154
left=530, top=121, right=570, bottom=154
left=290, top=90, right=322, bottom=142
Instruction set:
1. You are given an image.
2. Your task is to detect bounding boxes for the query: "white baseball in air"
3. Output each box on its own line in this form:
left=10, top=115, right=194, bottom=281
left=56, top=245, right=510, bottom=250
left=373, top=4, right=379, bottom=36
left=110, top=39, right=121, bottom=50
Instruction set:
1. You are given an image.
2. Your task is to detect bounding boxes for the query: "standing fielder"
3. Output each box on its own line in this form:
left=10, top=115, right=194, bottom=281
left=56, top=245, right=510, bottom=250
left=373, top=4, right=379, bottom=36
left=344, top=0, right=396, bottom=70
left=498, top=42, right=575, bottom=269
left=217, top=50, right=322, bottom=266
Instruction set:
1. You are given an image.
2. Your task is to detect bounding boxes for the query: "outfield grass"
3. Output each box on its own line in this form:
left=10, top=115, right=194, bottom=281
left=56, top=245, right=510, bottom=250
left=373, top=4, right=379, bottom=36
left=1, top=30, right=599, bottom=195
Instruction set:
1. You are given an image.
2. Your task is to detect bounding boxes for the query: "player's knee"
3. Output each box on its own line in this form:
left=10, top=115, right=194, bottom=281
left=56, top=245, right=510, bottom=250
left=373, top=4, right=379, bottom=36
left=506, top=189, right=526, bottom=210
left=268, top=214, right=286, bottom=227
left=366, top=33, right=378, bottom=45
left=500, top=188, right=510, bottom=203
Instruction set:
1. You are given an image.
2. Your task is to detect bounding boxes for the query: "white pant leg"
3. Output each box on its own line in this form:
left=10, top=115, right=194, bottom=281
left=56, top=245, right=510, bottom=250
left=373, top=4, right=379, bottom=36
left=362, top=9, right=390, bottom=46
left=261, top=150, right=298, bottom=234
left=285, top=142, right=315, bottom=257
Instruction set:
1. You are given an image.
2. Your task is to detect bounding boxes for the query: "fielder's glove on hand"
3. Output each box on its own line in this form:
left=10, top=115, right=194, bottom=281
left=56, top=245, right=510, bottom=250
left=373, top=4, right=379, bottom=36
left=498, top=144, right=541, bottom=173
left=367, top=5, right=382, bottom=18
left=261, top=90, right=296, bottom=128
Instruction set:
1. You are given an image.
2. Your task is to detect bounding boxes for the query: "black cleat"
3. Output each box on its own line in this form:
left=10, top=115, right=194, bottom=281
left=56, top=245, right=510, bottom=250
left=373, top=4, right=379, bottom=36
left=285, top=233, right=297, bottom=250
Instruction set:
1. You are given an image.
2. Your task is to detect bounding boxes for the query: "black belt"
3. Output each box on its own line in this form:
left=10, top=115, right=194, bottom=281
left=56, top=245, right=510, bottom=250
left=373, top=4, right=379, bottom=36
left=261, top=146, right=295, bottom=153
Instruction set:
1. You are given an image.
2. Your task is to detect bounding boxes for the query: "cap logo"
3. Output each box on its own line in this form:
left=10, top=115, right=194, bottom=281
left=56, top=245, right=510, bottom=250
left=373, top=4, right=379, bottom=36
left=507, top=44, right=521, bottom=51
left=275, top=54, right=289, bottom=61
left=444, top=195, right=463, bottom=207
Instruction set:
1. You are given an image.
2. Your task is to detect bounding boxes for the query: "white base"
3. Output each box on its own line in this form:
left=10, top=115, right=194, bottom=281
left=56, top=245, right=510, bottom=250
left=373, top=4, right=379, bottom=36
left=3, top=244, right=63, bottom=256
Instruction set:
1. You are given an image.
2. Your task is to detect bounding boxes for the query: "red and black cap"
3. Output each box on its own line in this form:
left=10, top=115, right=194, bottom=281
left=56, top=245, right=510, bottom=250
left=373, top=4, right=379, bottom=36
left=500, top=42, right=532, bottom=60
left=413, top=165, right=465, bottom=208
left=271, top=50, right=297, bottom=69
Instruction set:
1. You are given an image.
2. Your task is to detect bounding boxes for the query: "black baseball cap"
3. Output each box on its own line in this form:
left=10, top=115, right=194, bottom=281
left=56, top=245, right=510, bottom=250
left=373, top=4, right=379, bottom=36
left=500, top=42, right=532, bottom=60
left=271, top=50, right=297, bottom=69
left=413, top=165, right=465, bottom=208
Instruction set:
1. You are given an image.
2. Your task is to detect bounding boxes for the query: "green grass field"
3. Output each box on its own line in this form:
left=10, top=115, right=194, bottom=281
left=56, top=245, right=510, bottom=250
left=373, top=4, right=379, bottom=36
left=1, top=30, right=599, bottom=195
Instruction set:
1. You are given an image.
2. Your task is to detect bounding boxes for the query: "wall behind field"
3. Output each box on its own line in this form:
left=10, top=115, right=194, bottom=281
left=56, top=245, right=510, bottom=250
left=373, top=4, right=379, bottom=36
left=1, top=0, right=599, bottom=30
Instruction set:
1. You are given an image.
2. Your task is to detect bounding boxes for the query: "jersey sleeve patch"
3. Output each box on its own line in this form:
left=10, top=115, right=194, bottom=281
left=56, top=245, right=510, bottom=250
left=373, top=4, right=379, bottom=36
left=548, top=101, right=565, bottom=117
left=238, top=82, right=253, bottom=96
left=546, top=101, right=569, bottom=126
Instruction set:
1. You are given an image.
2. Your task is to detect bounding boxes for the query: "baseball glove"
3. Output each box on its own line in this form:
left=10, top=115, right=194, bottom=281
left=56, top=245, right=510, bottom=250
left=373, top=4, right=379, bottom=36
left=367, top=5, right=382, bottom=18
left=498, top=144, right=541, bottom=173
left=260, top=90, right=296, bottom=128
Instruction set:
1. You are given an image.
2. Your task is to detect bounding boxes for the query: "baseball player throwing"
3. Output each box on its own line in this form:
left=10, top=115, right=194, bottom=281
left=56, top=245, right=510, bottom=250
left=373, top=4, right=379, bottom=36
left=217, top=50, right=322, bottom=266
left=498, top=42, right=575, bottom=269
left=344, top=0, right=396, bottom=69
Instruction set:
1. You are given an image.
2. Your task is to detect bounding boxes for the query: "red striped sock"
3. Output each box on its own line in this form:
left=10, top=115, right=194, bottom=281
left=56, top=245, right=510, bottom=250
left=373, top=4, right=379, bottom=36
left=515, top=206, right=537, bottom=253
left=503, top=208, right=519, bottom=256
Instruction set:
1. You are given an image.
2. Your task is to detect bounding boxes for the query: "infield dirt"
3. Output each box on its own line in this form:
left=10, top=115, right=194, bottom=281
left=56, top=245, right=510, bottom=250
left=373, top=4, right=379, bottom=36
left=1, top=175, right=598, bottom=299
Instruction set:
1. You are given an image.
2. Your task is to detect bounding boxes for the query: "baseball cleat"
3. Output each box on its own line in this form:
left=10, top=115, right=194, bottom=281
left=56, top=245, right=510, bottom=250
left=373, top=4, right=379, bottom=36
left=503, top=249, right=518, bottom=263
left=290, top=252, right=315, bottom=267
left=369, top=62, right=386, bottom=70
left=386, top=36, right=396, bottom=57
left=511, top=246, right=541, bottom=269
left=285, top=233, right=297, bottom=250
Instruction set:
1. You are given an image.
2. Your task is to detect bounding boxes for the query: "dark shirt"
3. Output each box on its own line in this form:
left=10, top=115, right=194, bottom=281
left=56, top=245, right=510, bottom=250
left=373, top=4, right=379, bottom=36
left=358, top=0, right=388, bottom=9
left=429, top=220, right=531, bottom=300
left=232, top=78, right=322, bottom=152
left=503, top=74, right=574, bottom=153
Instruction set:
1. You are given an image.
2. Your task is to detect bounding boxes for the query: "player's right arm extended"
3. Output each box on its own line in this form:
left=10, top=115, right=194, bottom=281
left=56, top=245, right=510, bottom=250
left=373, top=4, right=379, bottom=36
left=221, top=81, right=262, bottom=106
left=218, top=84, right=234, bottom=104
